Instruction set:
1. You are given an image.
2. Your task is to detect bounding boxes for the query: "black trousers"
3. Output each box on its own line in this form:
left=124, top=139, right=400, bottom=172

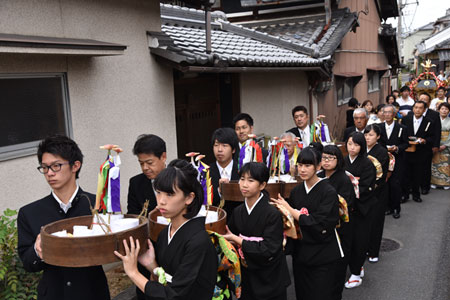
left=293, top=259, right=338, bottom=300
left=348, top=210, right=373, bottom=275
left=332, top=219, right=354, bottom=300
left=405, top=150, right=430, bottom=198
left=388, top=161, right=403, bottom=211
left=422, top=150, right=433, bottom=191
left=368, top=184, right=388, bottom=258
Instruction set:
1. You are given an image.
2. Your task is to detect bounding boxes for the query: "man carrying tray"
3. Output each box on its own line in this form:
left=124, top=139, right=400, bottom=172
left=17, top=135, right=110, bottom=300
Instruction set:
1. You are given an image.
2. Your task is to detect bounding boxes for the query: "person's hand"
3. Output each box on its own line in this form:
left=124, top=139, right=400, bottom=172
left=218, top=178, right=230, bottom=194
left=400, top=111, right=408, bottom=117
left=114, top=237, right=140, bottom=277
left=270, top=193, right=292, bottom=211
left=432, top=147, right=439, bottom=154
left=388, top=145, right=398, bottom=153
left=440, top=145, right=446, bottom=151
left=35, top=234, right=43, bottom=259
left=138, top=239, right=157, bottom=272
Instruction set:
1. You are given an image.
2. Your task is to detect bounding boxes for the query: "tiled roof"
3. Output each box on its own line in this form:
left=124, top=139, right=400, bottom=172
left=240, top=8, right=358, bottom=57
left=148, top=4, right=334, bottom=71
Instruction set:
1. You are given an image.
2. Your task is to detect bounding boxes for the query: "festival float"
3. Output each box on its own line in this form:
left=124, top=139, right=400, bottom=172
left=40, top=144, right=149, bottom=267
left=148, top=152, right=227, bottom=241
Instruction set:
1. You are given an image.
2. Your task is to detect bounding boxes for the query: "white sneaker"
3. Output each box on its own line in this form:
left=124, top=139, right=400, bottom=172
left=345, top=275, right=362, bottom=289
left=444, top=187, right=450, bottom=190
left=431, top=184, right=437, bottom=189
left=368, top=257, right=379, bottom=263
left=360, top=267, right=365, bottom=277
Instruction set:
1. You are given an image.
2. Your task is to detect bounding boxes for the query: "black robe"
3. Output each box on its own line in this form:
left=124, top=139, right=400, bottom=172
left=17, top=189, right=110, bottom=300
left=288, top=180, right=341, bottom=266
left=127, top=173, right=157, bottom=215
left=228, top=194, right=290, bottom=299
left=144, top=217, right=217, bottom=300
left=209, top=160, right=240, bottom=217
left=344, top=155, right=377, bottom=216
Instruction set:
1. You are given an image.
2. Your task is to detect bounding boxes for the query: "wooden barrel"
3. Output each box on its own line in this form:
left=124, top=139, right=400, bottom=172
left=220, top=181, right=242, bottom=202
left=336, top=142, right=348, bottom=157
left=40, top=214, right=149, bottom=267
left=148, top=206, right=227, bottom=242
left=282, top=181, right=301, bottom=199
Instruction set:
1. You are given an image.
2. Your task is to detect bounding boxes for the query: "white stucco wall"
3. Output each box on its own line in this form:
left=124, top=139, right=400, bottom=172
left=240, top=71, right=310, bottom=138
left=0, top=0, right=177, bottom=213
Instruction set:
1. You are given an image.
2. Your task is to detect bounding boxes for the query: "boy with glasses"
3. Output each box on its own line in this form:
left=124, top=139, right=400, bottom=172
left=17, top=135, right=110, bottom=300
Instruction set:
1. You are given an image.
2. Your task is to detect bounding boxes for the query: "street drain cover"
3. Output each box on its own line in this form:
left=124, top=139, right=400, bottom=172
left=380, top=238, right=401, bottom=252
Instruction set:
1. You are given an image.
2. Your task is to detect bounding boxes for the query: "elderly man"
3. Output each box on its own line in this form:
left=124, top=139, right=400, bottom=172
left=343, top=108, right=368, bottom=141
left=280, top=132, right=299, bottom=176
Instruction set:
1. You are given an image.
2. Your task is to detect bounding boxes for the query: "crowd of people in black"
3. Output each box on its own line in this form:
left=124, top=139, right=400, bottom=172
left=17, top=85, right=450, bottom=300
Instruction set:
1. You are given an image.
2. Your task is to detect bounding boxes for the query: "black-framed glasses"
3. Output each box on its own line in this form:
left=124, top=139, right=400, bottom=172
left=322, top=155, right=337, bottom=162
left=37, top=162, right=70, bottom=174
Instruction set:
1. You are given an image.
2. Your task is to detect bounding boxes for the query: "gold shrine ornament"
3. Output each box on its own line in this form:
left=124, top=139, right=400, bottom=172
left=424, top=81, right=430, bottom=86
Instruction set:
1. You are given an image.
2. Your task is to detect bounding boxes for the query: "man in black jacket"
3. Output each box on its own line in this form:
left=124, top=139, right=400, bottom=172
left=127, top=134, right=166, bottom=300
left=379, top=104, right=409, bottom=218
left=286, top=105, right=311, bottom=147
left=402, top=101, right=436, bottom=202
left=127, top=134, right=166, bottom=215
left=343, top=108, right=369, bottom=141
left=17, top=135, right=110, bottom=300
left=209, top=128, right=240, bottom=217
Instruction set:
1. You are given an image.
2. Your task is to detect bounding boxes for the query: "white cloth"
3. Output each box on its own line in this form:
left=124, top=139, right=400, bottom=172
left=385, top=122, right=394, bottom=139
left=52, top=185, right=79, bottom=213
left=430, top=98, right=446, bottom=111
left=216, top=160, right=233, bottom=181
left=245, top=193, right=264, bottom=215
left=298, top=125, right=311, bottom=147
left=349, top=156, right=357, bottom=164
left=304, top=178, right=324, bottom=194
left=414, top=116, right=423, bottom=135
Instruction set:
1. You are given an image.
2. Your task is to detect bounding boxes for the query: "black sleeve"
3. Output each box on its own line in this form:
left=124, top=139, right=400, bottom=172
left=127, top=178, right=141, bottom=215
left=336, top=176, right=355, bottom=209
left=241, top=209, right=284, bottom=269
left=424, top=120, right=436, bottom=147
left=397, top=124, right=409, bottom=153
left=433, top=116, right=442, bottom=148
left=298, top=188, right=339, bottom=242
left=358, top=159, right=376, bottom=202
left=17, top=208, right=47, bottom=273
left=144, top=233, right=213, bottom=299
left=377, top=149, right=389, bottom=184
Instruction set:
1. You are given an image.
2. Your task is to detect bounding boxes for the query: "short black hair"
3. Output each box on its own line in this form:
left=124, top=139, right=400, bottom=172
left=308, top=142, right=323, bottom=155
left=392, top=89, right=399, bottom=93
left=400, top=85, right=410, bottom=93
left=437, top=86, right=445, bottom=92
left=438, top=102, right=450, bottom=111
left=211, top=128, right=239, bottom=152
left=413, top=100, right=427, bottom=109
left=376, top=104, right=385, bottom=113
left=233, top=113, right=254, bottom=128
left=386, top=94, right=395, bottom=103
left=132, top=134, right=166, bottom=158
left=348, top=98, right=359, bottom=108
left=37, top=135, right=83, bottom=179
left=291, top=105, right=308, bottom=118
left=364, top=124, right=381, bottom=136
left=297, top=147, right=321, bottom=166
left=419, top=92, right=431, bottom=102
left=346, top=132, right=367, bottom=156
left=323, top=145, right=345, bottom=171
left=153, top=159, right=203, bottom=219
left=239, top=162, right=270, bottom=184
left=392, top=102, right=400, bottom=108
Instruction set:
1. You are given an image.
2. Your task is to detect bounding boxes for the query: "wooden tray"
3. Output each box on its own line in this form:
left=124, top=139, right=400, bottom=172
left=148, top=206, right=227, bottom=242
left=40, top=214, right=149, bottom=267
left=406, top=141, right=418, bottom=152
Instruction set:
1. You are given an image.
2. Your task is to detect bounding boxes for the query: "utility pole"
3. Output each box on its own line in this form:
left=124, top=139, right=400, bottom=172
left=397, top=0, right=403, bottom=64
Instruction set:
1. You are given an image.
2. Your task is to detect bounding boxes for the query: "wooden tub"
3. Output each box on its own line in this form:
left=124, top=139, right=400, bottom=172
left=148, top=206, right=227, bottom=242
left=40, top=214, right=149, bottom=267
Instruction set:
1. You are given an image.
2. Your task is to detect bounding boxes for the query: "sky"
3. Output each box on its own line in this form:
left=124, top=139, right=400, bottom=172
left=386, top=0, right=450, bottom=33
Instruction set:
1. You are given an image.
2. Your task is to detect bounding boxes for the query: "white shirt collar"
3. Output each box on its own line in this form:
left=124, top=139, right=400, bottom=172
left=385, top=121, right=394, bottom=129
left=216, top=160, right=233, bottom=180
left=414, top=115, right=423, bottom=122
left=52, top=185, right=79, bottom=213
left=304, top=178, right=324, bottom=194
left=349, top=156, right=357, bottom=164
left=245, top=193, right=264, bottom=215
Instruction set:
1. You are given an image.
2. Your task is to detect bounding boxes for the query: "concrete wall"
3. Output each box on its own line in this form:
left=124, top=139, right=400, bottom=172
left=240, top=71, right=309, bottom=138
left=403, top=30, right=433, bottom=66
left=0, top=0, right=177, bottom=212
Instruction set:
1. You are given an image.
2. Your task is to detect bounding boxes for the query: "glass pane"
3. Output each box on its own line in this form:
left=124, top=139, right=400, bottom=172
left=0, top=77, right=66, bottom=148
left=344, top=79, right=352, bottom=99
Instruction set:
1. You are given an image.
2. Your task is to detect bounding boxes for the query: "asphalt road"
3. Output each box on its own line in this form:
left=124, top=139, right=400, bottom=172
left=115, top=188, right=450, bottom=300
left=284, top=188, right=450, bottom=300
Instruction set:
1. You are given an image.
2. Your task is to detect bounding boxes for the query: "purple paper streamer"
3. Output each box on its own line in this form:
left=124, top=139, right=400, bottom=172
left=284, top=148, right=290, bottom=173
left=239, top=145, right=246, bottom=170
left=109, top=159, right=121, bottom=213
left=197, top=163, right=208, bottom=205
left=320, top=122, right=326, bottom=142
